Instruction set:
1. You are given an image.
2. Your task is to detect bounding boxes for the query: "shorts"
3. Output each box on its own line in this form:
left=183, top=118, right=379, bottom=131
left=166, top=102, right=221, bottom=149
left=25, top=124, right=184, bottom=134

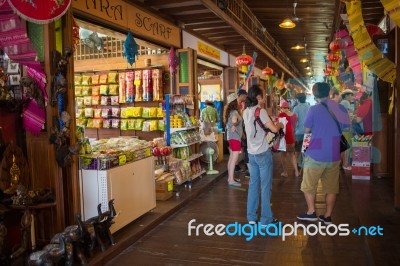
left=300, top=156, right=340, bottom=194
left=228, top=139, right=241, bottom=152
left=285, top=143, right=295, bottom=152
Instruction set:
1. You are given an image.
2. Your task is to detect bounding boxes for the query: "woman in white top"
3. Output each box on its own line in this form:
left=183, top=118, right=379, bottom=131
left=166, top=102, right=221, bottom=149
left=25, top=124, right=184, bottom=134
left=243, top=85, right=283, bottom=225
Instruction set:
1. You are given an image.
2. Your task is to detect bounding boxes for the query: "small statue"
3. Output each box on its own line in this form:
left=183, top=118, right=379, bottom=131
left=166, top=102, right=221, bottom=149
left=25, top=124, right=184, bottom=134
left=4, top=155, right=20, bottom=195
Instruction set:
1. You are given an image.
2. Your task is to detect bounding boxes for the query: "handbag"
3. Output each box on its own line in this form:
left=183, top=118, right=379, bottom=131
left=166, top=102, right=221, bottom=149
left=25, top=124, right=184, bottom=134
left=320, top=102, right=350, bottom=153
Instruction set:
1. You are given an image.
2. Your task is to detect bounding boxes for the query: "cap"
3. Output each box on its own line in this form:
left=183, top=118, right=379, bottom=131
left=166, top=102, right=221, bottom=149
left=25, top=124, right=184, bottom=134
left=237, top=89, right=248, bottom=96
left=280, top=101, right=290, bottom=108
left=341, top=89, right=354, bottom=96
left=227, top=93, right=238, bottom=104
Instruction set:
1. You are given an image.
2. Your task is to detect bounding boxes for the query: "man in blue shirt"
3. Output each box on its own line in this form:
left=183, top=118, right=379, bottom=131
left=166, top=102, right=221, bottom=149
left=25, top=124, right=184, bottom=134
left=293, top=93, right=310, bottom=172
left=297, top=82, right=350, bottom=225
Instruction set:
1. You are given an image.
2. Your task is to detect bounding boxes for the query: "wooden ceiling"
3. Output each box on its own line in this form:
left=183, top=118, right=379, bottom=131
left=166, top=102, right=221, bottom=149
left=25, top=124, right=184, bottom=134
left=138, top=0, right=385, bottom=85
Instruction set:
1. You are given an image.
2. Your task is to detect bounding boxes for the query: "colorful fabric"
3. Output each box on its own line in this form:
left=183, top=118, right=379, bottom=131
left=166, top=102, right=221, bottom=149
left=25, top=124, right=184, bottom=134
left=356, top=98, right=373, bottom=134
left=278, top=112, right=297, bottom=145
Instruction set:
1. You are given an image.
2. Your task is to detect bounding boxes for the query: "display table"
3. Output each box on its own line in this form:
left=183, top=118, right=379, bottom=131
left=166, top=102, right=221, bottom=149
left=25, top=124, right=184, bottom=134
left=79, top=156, right=156, bottom=233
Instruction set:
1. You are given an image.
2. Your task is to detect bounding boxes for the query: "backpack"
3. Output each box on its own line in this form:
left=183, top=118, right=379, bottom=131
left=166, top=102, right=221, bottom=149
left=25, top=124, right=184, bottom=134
left=253, top=107, right=284, bottom=151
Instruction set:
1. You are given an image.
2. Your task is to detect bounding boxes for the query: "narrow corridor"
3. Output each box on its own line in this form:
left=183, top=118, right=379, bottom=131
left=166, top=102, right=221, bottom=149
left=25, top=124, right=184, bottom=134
left=105, top=154, right=400, bottom=266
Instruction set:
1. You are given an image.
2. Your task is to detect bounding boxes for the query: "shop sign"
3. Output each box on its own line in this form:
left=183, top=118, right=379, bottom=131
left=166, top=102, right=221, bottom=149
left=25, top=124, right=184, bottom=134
left=198, top=41, right=220, bottom=60
left=72, top=0, right=180, bottom=47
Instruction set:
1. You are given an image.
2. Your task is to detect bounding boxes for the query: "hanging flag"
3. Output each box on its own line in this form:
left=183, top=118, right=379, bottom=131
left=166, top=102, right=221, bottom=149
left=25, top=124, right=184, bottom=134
left=168, top=47, right=179, bottom=74
left=123, top=31, right=139, bottom=66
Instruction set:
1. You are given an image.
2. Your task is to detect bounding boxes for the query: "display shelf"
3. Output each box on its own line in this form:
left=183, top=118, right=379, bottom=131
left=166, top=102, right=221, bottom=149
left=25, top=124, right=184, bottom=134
left=170, top=140, right=201, bottom=148
left=186, top=153, right=203, bottom=162
left=189, top=169, right=206, bottom=181
left=170, top=125, right=199, bottom=133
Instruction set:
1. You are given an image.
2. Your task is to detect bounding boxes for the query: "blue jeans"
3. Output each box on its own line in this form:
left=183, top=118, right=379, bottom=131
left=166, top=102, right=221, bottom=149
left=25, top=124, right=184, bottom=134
left=247, top=150, right=274, bottom=224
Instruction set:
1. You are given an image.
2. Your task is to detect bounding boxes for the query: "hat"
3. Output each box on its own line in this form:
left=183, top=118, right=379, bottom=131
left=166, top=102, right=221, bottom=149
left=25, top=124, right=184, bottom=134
left=341, top=89, right=354, bottom=96
left=280, top=101, right=290, bottom=108
left=227, top=93, right=238, bottom=104
left=237, top=89, right=248, bottom=96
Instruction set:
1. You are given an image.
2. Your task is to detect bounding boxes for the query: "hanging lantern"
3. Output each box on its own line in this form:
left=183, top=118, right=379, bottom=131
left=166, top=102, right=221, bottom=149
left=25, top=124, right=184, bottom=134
left=275, top=73, right=285, bottom=90
left=236, top=46, right=252, bottom=73
left=329, top=40, right=341, bottom=52
left=262, top=66, right=274, bottom=79
left=327, top=52, right=341, bottom=62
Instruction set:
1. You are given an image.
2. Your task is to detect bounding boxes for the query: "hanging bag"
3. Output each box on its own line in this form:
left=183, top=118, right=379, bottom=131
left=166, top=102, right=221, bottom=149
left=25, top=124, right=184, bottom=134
left=253, top=107, right=284, bottom=151
left=320, top=102, right=350, bottom=153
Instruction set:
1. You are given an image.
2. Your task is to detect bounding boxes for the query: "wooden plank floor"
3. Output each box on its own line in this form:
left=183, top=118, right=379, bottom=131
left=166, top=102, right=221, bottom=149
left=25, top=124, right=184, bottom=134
left=105, top=154, right=400, bottom=266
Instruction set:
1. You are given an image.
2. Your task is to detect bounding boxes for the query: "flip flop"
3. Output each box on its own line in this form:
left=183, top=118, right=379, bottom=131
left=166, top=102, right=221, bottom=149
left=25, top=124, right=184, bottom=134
left=234, top=178, right=241, bottom=183
left=228, top=181, right=242, bottom=187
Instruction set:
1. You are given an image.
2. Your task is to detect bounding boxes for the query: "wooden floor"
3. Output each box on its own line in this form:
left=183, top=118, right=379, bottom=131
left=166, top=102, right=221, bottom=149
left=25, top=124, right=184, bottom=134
left=104, top=154, right=400, bottom=266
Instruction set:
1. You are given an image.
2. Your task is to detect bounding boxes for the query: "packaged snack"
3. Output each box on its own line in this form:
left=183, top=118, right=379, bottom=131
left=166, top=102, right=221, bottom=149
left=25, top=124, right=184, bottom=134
left=103, top=119, right=111, bottom=128
left=101, top=108, right=111, bottom=118
left=91, top=96, right=100, bottom=106
left=86, top=119, right=94, bottom=128
left=142, top=121, right=150, bottom=132
left=125, top=71, right=134, bottom=103
left=74, top=86, right=82, bottom=96
left=149, top=120, right=158, bottom=131
left=132, top=107, right=143, bottom=117
left=158, top=120, right=165, bottom=131
left=142, top=69, right=152, bottom=101
left=149, top=107, right=157, bottom=118
left=92, top=85, right=100, bottom=96
left=93, top=119, right=103, bottom=128
left=142, top=108, right=150, bottom=118
left=110, top=96, right=119, bottom=105
left=120, top=108, right=128, bottom=118
left=85, top=108, right=94, bottom=118
left=92, top=74, right=100, bottom=85
left=93, top=108, right=102, bottom=118
left=100, top=96, right=110, bottom=105
left=134, top=70, right=142, bottom=101
left=152, top=69, right=163, bottom=101
left=100, top=85, right=109, bottom=95
left=111, top=107, right=120, bottom=117
left=76, top=97, right=84, bottom=108
left=134, top=119, right=144, bottom=130
left=119, top=72, right=126, bottom=103
left=157, top=107, right=164, bottom=118
left=76, top=118, right=87, bottom=128
left=81, top=86, right=92, bottom=96
left=76, top=109, right=85, bottom=118
left=120, top=119, right=128, bottom=130
left=81, top=74, right=92, bottom=85
left=109, top=84, right=119, bottom=95
left=74, top=74, right=82, bottom=85
left=126, top=107, right=135, bottom=118
left=83, top=96, right=92, bottom=106
left=99, top=73, right=108, bottom=84
left=111, top=119, right=120, bottom=128
left=108, top=72, right=119, bottom=84
left=128, top=119, right=136, bottom=130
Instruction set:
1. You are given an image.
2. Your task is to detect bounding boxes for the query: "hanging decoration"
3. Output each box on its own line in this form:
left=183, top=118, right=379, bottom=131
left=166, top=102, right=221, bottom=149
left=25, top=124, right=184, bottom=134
left=380, top=0, right=400, bottom=27
left=237, top=51, right=257, bottom=91
left=168, top=47, right=179, bottom=75
left=0, top=1, right=47, bottom=135
left=7, top=0, right=71, bottom=24
left=262, top=66, right=274, bottom=80
left=123, top=31, right=139, bottom=66
left=275, top=73, right=286, bottom=90
left=235, top=46, right=252, bottom=73
left=72, top=17, right=80, bottom=52
left=346, top=0, right=396, bottom=83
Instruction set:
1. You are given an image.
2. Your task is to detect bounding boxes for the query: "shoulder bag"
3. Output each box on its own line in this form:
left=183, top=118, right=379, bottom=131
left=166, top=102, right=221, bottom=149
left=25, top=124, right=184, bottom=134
left=320, top=102, right=350, bottom=153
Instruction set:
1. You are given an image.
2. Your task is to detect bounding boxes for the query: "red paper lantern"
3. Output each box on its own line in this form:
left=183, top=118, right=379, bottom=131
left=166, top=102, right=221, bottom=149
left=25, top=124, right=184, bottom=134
left=262, top=66, right=274, bottom=79
left=327, top=52, right=341, bottom=62
left=236, top=53, right=252, bottom=73
left=329, top=40, right=341, bottom=52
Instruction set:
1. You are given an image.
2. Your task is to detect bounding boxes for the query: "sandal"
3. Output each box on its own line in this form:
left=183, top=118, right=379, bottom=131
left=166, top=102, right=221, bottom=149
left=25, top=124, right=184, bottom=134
left=228, top=181, right=242, bottom=187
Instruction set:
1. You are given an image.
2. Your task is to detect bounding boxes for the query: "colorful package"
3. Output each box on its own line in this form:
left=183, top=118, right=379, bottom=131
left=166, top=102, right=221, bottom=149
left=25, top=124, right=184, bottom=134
left=94, top=108, right=102, bottom=118
left=76, top=108, right=85, bottom=118
left=149, top=120, right=158, bottom=131
left=126, top=107, right=135, bottom=118
left=81, top=75, right=92, bottom=85
left=158, top=120, right=165, bottom=131
left=128, top=119, right=136, bottom=130
left=99, top=73, right=108, bottom=84
left=93, top=119, right=103, bottom=128
left=92, top=85, right=100, bottom=96
left=110, top=96, right=119, bottom=105
left=83, top=96, right=92, bottom=106
left=81, top=86, right=92, bottom=96
left=120, top=108, right=128, bottom=118
left=111, top=107, right=120, bottom=117
left=86, top=119, right=94, bottom=128
left=142, top=107, right=150, bottom=118
left=76, top=97, right=84, bottom=108
left=101, top=96, right=111, bottom=106
left=142, top=120, right=150, bottom=132
left=111, top=119, right=120, bottom=128
left=108, top=72, right=119, bottom=84
left=149, top=107, right=157, bottom=118
left=120, top=119, right=128, bottom=130
left=132, top=107, right=143, bottom=117
left=125, top=71, right=135, bottom=103
left=100, top=85, right=109, bottom=95
left=134, top=70, right=142, bottom=101
left=109, top=84, right=119, bottom=95
left=103, top=119, right=111, bottom=128
left=142, top=69, right=152, bottom=101
left=92, top=74, right=100, bottom=85
left=152, top=69, right=163, bottom=101
left=84, top=108, right=94, bottom=118
left=74, top=86, right=82, bottom=96
left=101, top=108, right=111, bottom=118
left=74, top=74, right=82, bottom=85
left=119, top=72, right=126, bottom=103
left=91, top=96, right=100, bottom=106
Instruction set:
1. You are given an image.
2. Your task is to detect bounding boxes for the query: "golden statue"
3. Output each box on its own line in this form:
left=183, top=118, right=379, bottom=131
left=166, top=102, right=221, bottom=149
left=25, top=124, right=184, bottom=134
left=4, top=154, right=20, bottom=194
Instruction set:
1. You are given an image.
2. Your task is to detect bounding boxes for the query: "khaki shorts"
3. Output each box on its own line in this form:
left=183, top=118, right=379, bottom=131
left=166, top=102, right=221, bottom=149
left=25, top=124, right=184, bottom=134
left=300, top=156, right=340, bottom=194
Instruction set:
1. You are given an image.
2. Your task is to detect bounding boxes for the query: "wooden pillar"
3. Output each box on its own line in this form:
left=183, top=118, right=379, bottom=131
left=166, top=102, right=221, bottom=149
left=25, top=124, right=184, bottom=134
left=395, top=27, right=400, bottom=209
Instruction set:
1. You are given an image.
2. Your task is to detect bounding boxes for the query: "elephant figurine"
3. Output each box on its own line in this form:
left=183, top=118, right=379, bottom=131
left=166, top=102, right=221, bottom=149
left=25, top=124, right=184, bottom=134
left=27, top=234, right=67, bottom=266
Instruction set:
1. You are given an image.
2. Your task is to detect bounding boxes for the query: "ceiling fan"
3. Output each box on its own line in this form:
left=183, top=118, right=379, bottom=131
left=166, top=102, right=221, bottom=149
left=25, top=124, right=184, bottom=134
left=291, top=1, right=304, bottom=22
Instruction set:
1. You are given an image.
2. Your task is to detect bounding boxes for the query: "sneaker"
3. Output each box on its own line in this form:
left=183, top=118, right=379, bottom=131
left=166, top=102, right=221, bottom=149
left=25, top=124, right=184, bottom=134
left=297, top=212, right=318, bottom=222
left=234, top=165, right=241, bottom=172
left=260, top=218, right=280, bottom=227
left=319, top=215, right=332, bottom=225
left=228, top=181, right=241, bottom=187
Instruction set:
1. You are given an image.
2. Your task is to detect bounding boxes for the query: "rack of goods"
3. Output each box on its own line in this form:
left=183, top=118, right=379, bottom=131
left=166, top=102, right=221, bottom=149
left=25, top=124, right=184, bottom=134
left=352, top=135, right=373, bottom=180
left=165, top=95, right=205, bottom=189
left=74, top=68, right=165, bottom=141
left=78, top=137, right=155, bottom=233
